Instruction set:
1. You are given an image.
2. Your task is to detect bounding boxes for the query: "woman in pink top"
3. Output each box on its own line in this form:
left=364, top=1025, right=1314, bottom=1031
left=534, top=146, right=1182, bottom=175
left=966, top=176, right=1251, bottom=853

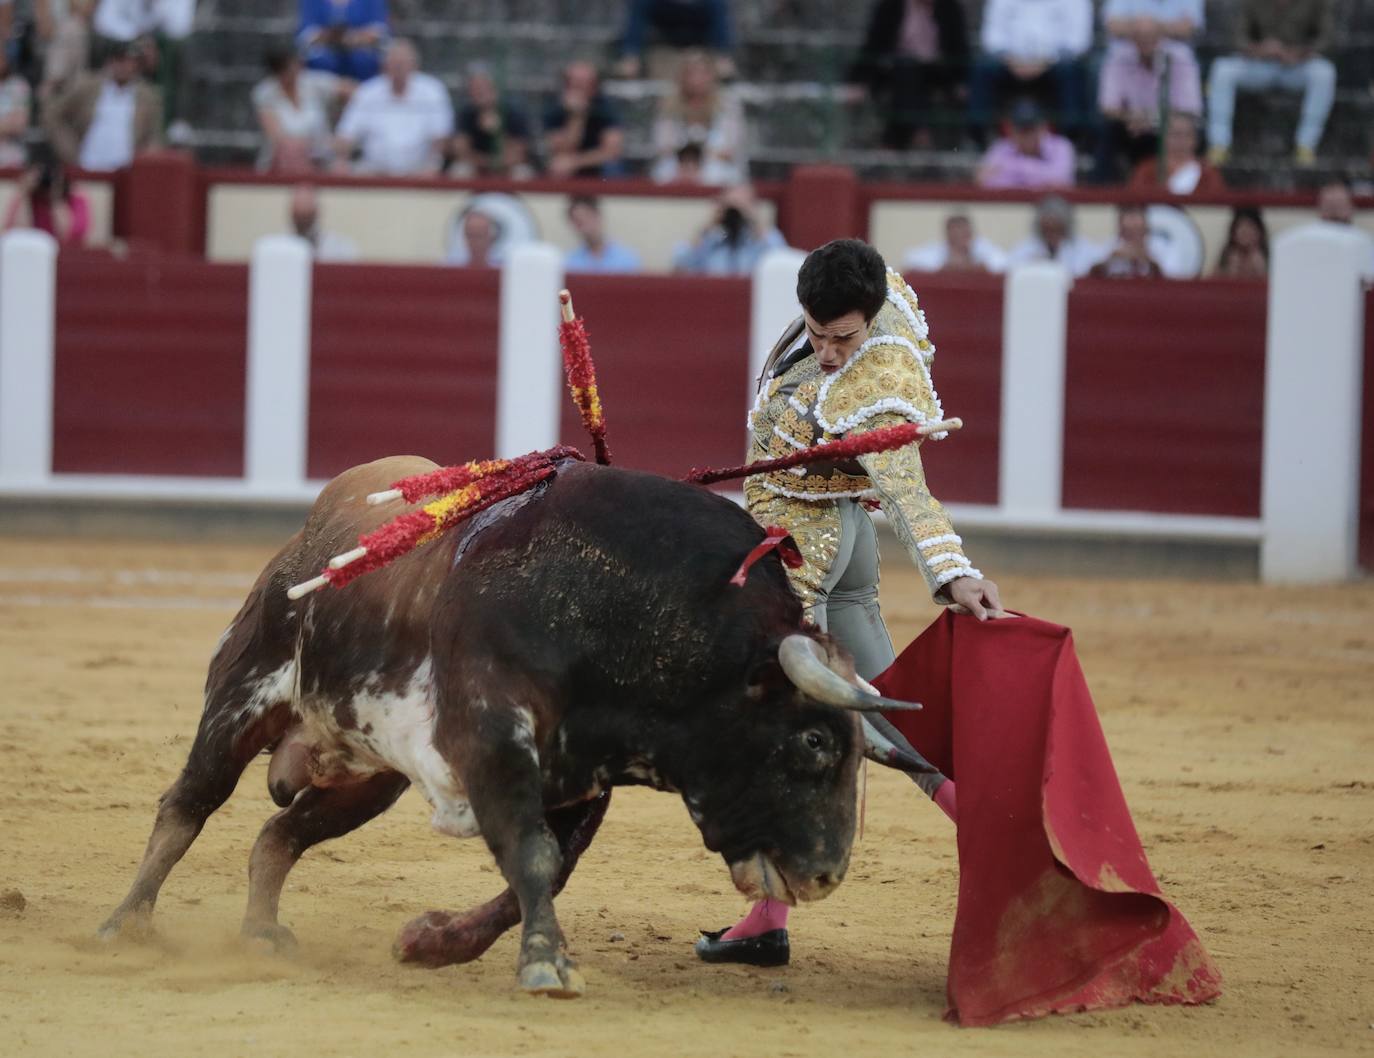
left=2, top=160, right=91, bottom=246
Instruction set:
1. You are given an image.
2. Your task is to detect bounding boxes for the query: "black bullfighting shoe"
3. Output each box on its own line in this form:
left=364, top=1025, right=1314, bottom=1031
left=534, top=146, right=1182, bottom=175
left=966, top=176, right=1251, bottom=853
left=694, top=928, right=790, bottom=967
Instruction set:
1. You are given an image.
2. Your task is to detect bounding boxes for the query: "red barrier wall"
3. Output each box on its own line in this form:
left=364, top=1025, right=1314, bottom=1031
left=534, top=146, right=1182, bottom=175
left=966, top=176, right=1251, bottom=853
left=1062, top=278, right=1267, bottom=518
left=903, top=273, right=1003, bottom=504
left=52, top=252, right=248, bottom=476
left=556, top=275, right=752, bottom=478
left=1361, top=288, right=1373, bottom=569
left=307, top=265, right=501, bottom=479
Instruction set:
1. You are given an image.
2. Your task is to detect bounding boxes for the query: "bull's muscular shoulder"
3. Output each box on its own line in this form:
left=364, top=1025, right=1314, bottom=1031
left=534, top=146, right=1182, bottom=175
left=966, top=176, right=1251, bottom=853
left=290, top=456, right=444, bottom=581
left=317, top=456, right=439, bottom=509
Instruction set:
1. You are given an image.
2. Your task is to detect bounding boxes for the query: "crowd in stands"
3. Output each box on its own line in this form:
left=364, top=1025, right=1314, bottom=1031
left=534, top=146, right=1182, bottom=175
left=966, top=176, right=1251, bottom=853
left=0, top=0, right=1352, bottom=183
left=0, top=0, right=1371, bottom=270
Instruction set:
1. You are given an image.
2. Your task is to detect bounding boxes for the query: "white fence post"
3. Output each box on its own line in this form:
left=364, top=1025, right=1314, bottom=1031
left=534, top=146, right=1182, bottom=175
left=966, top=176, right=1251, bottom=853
left=245, top=235, right=313, bottom=492
left=496, top=242, right=564, bottom=458
left=749, top=247, right=807, bottom=397
left=0, top=230, right=58, bottom=486
left=999, top=262, right=1072, bottom=517
left=1261, top=224, right=1367, bottom=583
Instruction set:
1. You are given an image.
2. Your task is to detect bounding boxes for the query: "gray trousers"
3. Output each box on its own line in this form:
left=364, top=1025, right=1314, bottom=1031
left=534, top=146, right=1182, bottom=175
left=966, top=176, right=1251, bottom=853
left=810, top=500, right=896, bottom=681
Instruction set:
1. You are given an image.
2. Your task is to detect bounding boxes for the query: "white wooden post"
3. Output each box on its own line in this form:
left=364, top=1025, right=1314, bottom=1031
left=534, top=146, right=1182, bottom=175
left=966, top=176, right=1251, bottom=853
left=999, top=261, right=1072, bottom=517
left=495, top=242, right=564, bottom=458
left=245, top=235, right=313, bottom=491
left=0, top=230, right=58, bottom=486
left=1261, top=223, right=1367, bottom=583
left=749, top=247, right=808, bottom=396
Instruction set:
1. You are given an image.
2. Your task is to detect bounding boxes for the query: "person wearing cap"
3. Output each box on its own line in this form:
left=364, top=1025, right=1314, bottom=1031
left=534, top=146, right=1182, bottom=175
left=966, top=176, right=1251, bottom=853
left=975, top=99, right=1075, bottom=190
left=44, top=39, right=162, bottom=169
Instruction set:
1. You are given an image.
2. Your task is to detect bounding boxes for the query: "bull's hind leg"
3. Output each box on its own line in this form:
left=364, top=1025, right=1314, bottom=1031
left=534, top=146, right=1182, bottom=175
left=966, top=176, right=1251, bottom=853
left=242, top=771, right=409, bottom=950
left=394, top=790, right=610, bottom=967
left=98, top=699, right=290, bottom=940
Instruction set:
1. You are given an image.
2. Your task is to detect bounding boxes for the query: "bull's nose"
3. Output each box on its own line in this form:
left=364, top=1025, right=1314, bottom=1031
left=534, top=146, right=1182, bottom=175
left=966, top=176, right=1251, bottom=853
left=813, top=871, right=842, bottom=893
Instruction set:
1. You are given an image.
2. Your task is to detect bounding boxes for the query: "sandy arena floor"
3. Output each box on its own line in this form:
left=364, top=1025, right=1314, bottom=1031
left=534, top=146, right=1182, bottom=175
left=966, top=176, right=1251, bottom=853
left=0, top=535, right=1371, bottom=1058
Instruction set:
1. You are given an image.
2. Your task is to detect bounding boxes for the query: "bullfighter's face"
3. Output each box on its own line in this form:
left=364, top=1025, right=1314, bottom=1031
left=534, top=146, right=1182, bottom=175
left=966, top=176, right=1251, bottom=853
left=804, top=309, right=871, bottom=375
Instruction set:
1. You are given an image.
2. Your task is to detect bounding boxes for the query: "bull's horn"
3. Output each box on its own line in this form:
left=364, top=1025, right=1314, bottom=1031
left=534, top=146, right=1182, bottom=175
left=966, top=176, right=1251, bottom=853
left=777, top=635, right=922, bottom=712
left=861, top=715, right=939, bottom=774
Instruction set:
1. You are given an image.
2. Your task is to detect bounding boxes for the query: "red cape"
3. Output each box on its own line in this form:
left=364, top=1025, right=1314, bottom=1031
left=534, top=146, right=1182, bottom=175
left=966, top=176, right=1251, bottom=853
left=873, top=611, right=1222, bottom=1026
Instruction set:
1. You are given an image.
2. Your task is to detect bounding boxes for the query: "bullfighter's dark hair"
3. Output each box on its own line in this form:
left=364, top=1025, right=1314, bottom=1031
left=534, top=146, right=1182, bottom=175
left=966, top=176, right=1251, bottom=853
left=796, top=239, right=888, bottom=325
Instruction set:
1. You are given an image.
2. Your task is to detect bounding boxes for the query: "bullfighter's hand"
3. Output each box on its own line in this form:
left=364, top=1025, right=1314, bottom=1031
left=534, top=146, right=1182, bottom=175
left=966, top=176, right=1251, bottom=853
left=947, top=576, right=1008, bottom=621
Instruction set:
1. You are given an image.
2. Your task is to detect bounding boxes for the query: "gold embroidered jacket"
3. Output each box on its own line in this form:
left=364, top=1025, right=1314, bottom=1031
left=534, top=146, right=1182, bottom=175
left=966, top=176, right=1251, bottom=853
left=744, top=270, right=980, bottom=608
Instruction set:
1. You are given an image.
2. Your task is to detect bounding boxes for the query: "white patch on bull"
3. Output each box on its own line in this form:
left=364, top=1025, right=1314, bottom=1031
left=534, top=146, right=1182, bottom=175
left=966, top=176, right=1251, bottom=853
left=212, top=621, right=236, bottom=657
left=339, top=658, right=483, bottom=840
left=215, top=659, right=297, bottom=735
left=511, top=706, right=539, bottom=764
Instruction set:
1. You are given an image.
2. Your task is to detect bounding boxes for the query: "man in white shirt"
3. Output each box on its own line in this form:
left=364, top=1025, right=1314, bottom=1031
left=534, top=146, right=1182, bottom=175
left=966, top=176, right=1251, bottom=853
left=968, top=0, right=1093, bottom=142
left=904, top=213, right=1008, bottom=273
left=1006, top=194, right=1105, bottom=276
left=333, top=38, right=453, bottom=175
left=288, top=183, right=358, bottom=262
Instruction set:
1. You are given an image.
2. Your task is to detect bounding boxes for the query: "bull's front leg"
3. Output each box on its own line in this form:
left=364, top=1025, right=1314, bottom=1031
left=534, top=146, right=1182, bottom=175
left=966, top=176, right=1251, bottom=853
left=445, top=698, right=584, bottom=998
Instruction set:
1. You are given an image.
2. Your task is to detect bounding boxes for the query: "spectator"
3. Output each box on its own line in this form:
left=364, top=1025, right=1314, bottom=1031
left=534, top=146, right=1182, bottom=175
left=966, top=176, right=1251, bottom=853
left=443, top=192, right=537, bottom=266
left=1206, top=0, right=1335, bottom=167
left=1214, top=206, right=1269, bottom=277
left=1094, top=17, right=1201, bottom=182
left=298, top=0, right=388, bottom=83
left=968, top=0, right=1092, bottom=142
left=451, top=209, right=498, bottom=268
left=1007, top=194, right=1104, bottom=275
left=616, top=0, right=734, bottom=80
left=1, top=158, right=90, bottom=245
left=0, top=44, right=29, bottom=167
left=565, top=195, right=643, bottom=273
left=451, top=63, right=532, bottom=179
left=1315, top=177, right=1374, bottom=280
left=45, top=41, right=161, bottom=169
left=1127, top=111, right=1226, bottom=193
left=848, top=0, right=969, bottom=149
left=976, top=99, right=1075, bottom=190
left=332, top=38, right=452, bottom=175
left=903, top=213, right=1008, bottom=273
left=543, top=61, right=624, bottom=179
left=93, top=0, right=196, bottom=141
left=287, top=183, right=357, bottom=261
left=672, top=141, right=704, bottom=183
left=671, top=183, right=786, bottom=275
left=650, top=50, right=746, bottom=185
left=38, top=0, right=96, bottom=107
left=1088, top=204, right=1164, bottom=277
left=253, top=44, right=350, bottom=172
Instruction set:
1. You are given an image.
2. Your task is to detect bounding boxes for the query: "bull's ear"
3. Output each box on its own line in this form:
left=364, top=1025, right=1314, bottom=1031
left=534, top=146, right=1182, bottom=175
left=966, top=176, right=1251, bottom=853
left=744, top=653, right=791, bottom=702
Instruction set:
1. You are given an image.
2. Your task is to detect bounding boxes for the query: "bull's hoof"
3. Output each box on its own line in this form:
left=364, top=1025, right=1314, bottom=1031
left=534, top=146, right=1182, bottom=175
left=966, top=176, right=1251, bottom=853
left=518, top=956, right=585, bottom=999
left=242, top=922, right=299, bottom=955
left=96, top=908, right=154, bottom=943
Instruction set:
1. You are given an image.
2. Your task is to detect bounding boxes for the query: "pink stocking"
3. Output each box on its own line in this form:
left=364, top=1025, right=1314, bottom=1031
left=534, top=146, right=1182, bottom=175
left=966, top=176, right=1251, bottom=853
left=721, top=898, right=791, bottom=940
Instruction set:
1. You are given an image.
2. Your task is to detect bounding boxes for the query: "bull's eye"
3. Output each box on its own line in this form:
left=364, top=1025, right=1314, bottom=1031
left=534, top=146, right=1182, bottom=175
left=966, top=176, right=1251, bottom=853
left=804, top=730, right=824, bottom=751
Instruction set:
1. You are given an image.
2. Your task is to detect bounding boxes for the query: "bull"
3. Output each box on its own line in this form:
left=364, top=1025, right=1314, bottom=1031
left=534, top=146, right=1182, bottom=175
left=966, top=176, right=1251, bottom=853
left=98, top=455, right=925, bottom=996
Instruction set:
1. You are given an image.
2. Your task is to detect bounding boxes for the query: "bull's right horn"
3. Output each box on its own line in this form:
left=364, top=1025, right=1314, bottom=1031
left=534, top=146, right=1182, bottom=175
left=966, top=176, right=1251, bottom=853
left=777, top=635, right=922, bottom=712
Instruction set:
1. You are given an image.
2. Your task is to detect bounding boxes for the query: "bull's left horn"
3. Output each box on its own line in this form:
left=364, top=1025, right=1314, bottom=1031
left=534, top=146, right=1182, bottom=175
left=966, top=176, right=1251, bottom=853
left=777, top=635, right=922, bottom=712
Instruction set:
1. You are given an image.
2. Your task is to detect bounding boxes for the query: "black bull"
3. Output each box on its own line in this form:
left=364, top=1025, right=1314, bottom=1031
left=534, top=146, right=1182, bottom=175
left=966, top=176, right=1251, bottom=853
left=98, top=456, right=923, bottom=996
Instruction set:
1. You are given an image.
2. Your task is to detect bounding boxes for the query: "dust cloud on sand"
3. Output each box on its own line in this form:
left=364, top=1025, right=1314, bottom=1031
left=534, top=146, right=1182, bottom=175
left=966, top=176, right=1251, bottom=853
left=1, top=537, right=1371, bottom=1058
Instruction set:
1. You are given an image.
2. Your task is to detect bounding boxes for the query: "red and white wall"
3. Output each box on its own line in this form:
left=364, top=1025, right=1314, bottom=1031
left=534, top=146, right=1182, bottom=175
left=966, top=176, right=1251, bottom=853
left=0, top=224, right=1369, bottom=581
